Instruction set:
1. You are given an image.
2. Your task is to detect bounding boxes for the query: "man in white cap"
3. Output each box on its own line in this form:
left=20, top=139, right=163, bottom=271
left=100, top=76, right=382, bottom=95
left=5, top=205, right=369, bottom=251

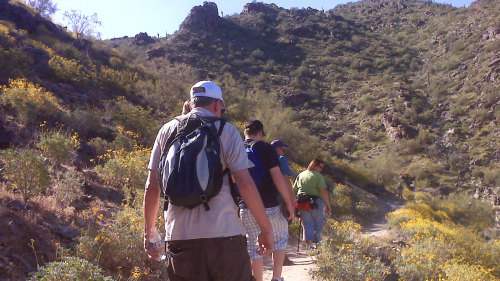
left=144, top=81, right=273, bottom=281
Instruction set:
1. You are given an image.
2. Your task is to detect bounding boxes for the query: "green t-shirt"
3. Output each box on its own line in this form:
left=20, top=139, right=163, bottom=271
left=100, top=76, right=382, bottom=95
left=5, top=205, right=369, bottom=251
left=293, top=170, right=327, bottom=197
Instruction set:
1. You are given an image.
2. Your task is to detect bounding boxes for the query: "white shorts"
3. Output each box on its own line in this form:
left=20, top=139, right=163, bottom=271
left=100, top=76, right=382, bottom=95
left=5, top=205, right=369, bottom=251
left=240, top=206, right=289, bottom=260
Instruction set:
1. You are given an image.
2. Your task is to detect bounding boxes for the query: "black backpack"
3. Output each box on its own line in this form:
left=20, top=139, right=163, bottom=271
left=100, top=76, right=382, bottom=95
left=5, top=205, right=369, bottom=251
left=158, top=113, right=226, bottom=211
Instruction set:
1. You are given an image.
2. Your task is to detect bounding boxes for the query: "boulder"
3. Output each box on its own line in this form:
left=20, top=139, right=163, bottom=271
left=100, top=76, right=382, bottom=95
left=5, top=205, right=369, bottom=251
left=381, top=114, right=417, bottom=141
left=242, top=2, right=279, bottom=17
left=181, top=2, right=220, bottom=32
left=280, top=92, right=309, bottom=107
left=134, top=32, right=155, bottom=45
left=47, top=223, right=80, bottom=240
left=6, top=200, right=25, bottom=211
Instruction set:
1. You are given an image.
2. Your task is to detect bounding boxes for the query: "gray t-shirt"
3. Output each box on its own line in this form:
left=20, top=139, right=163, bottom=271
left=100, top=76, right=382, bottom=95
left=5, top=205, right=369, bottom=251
left=148, top=107, right=253, bottom=241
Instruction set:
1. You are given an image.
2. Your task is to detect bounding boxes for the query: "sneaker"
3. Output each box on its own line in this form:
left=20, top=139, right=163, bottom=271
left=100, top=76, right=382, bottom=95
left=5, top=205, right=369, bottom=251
left=271, top=277, right=284, bottom=281
left=283, top=255, right=294, bottom=266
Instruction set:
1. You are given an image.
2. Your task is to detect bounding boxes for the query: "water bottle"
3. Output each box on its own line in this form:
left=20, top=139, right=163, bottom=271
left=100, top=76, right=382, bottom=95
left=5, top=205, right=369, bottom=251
left=149, top=227, right=166, bottom=261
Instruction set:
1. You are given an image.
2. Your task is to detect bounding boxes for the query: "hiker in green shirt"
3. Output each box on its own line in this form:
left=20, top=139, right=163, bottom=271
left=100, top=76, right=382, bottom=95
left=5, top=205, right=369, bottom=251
left=293, top=159, right=332, bottom=249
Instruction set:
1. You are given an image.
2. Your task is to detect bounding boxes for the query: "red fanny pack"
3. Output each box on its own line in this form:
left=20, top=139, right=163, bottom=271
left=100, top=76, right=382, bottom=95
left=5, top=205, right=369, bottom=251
left=295, top=202, right=311, bottom=210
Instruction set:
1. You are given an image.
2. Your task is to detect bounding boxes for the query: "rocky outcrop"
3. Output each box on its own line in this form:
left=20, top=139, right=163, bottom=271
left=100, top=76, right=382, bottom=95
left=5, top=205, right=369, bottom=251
left=242, top=2, right=280, bottom=17
left=147, top=47, right=166, bottom=59
left=134, top=32, right=155, bottom=45
left=482, top=24, right=500, bottom=41
left=180, top=2, right=220, bottom=32
left=280, top=92, right=309, bottom=107
left=381, top=114, right=417, bottom=141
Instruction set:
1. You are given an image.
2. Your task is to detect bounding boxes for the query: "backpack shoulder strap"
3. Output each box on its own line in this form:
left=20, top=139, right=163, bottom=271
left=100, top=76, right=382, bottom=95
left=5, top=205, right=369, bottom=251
left=217, top=119, right=226, bottom=136
left=162, top=116, right=187, bottom=155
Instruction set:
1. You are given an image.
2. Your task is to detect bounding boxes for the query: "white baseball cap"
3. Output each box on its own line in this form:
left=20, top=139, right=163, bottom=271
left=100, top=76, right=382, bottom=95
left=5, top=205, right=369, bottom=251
left=190, top=81, right=224, bottom=102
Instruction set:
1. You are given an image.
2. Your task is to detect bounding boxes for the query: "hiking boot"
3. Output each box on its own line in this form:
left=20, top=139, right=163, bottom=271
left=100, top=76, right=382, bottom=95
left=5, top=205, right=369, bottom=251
left=283, top=255, right=294, bottom=266
left=271, top=277, right=284, bottom=281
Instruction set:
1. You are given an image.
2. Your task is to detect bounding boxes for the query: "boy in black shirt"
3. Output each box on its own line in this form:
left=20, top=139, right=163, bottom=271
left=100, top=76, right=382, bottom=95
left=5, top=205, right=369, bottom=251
left=240, top=120, right=295, bottom=281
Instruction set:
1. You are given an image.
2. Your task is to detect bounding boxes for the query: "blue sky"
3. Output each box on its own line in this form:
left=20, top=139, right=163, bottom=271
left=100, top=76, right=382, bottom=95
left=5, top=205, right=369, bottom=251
left=50, top=0, right=475, bottom=39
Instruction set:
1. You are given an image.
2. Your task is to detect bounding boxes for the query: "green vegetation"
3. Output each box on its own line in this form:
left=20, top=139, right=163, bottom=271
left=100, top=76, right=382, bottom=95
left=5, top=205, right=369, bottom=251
left=0, top=0, right=499, bottom=279
left=0, top=149, right=51, bottom=202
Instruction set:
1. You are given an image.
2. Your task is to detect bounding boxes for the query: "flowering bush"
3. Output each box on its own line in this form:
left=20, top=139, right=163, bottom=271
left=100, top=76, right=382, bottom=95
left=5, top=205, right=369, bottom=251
left=313, top=219, right=390, bottom=281
left=388, top=204, right=500, bottom=280
left=37, top=129, right=80, bottom=165
left=49, top=55, right=93, bottom=85
left=94, top=146, right=150, bottom=203
left=0, top=79, right=62, bottom=125
left=77, top=200, right=164, bottom=280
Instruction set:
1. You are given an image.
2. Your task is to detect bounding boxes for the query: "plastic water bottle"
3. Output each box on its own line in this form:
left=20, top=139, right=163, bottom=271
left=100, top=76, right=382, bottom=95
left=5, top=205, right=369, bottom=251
left=149, top=227, right=166, bottom=261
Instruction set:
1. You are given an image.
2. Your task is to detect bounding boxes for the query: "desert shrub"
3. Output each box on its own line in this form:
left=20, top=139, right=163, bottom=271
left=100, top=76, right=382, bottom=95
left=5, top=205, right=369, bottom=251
left=333, top=135, right=357, bottom=154
left=37, top=130, right=80, bottom=166
left=0, top=148, right=50, bottom=202
left=437, top=192, right=494, bottom=232
left=99, top=66, right=139, bottom=94
left=483, top=167, right=500, bottom=186
left=77, top=200, right=162, bottom=280
left=387, top=208, right=424, bottom=228
left=52, top=170, right=83, bottom=207
left=0, top=79, right=62, bottom=125
left=28, top=256, right=113, bottom=281
left=111, top=126, right=140, bottom=152
left=314, top=219, right=390, bottom=281
left=331, top=183, right=353, bottom=216
left=404, top=158, right=441, bottom=184
left=94, top=146, right=150, bottom=204
left=443, top=261, right=497, bottom=281
left=88, top=137, right=111, bottom=158
left=358, top=151, right=402, bottom=186
left=111, top=97, right=159, bottom=145
left=49, top=55, right=92, bottom=85
left=63, top=108, right=110, bottom=140
left=389, top=203, right=500, bottom=280
left=394, top=236, right=451, bottom=281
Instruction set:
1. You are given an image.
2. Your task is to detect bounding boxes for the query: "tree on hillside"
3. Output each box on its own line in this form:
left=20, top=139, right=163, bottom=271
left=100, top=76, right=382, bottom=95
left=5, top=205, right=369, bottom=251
left=63, top=10, right=102, bottom=40
left=26, top=0, right=57, bottom=19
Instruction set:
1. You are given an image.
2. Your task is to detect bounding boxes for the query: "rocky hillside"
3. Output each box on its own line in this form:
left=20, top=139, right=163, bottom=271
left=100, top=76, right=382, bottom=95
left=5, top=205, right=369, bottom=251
left=113, top=0, right=499, bottom=193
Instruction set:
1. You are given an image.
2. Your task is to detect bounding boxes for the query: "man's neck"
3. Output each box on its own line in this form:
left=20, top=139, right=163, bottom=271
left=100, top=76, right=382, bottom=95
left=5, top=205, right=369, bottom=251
left=245, top=135, right=262, bottom=141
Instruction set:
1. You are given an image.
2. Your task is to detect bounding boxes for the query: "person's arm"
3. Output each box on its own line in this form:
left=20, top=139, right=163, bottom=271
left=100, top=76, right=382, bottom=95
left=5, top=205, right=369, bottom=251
left=232, top=169, right=273, bottom=256
left=319, top=188, right=332, bottom=217
left=270, top=167, right=295, bottom=220
left=292, top=175, right=299, bottom=194
left=143, top=170, right=162, bottom=259
left=284, top=175, right=295, bottom=206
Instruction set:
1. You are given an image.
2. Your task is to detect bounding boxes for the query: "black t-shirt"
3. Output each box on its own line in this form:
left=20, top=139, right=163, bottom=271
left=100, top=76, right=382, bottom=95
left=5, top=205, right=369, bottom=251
left=241, top=139, right=280, bottom=208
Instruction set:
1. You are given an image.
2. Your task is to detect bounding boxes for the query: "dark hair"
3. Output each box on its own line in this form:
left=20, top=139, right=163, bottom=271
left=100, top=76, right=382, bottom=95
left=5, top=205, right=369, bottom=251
left=244, top=120, right=265, bottom=136
left=307, top=159, right=324, bottom=171
left=192, top=96, right=217, bottom=107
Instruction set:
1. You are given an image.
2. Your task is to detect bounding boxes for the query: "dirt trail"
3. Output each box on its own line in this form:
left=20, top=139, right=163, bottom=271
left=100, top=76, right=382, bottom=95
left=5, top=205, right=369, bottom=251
left=262, top=237, right=316, bottom=281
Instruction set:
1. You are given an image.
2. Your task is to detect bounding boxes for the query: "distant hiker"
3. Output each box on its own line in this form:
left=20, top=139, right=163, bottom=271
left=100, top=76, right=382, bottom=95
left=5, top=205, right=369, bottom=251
left=143, top=81, right=273, bottom=281
left=293, top=159, right=332, bottom=249
left=271, top=139, right=295, bottom=266
left=182, top=100, right=191, bottom=115
left=241, top=120, right=295, bottom=281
